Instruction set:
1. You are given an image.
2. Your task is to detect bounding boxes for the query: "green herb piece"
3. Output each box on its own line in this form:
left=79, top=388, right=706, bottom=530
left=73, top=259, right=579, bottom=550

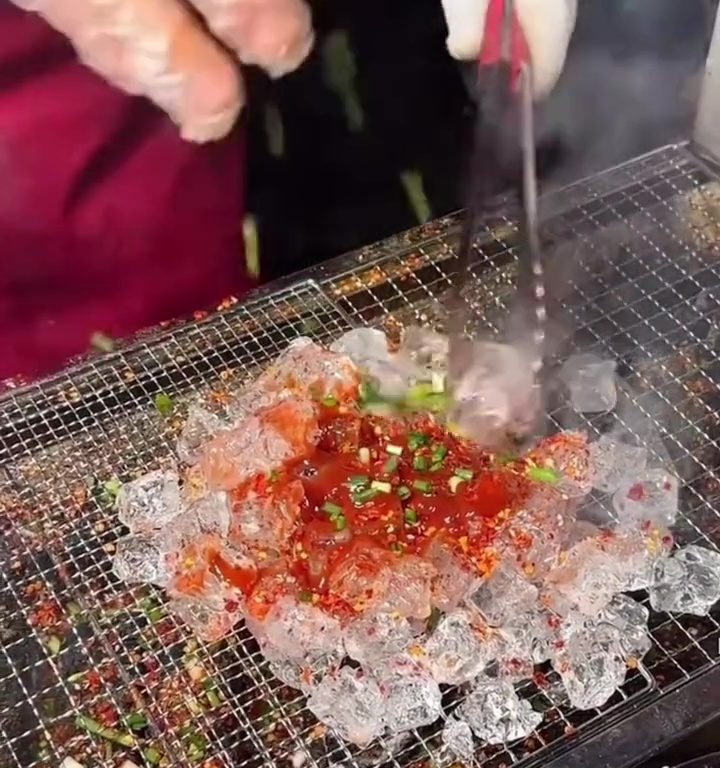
left=299, top=590, right=314, bottom=604
left=348, top=475, right=370, bottom=489
left=430, top=462, right=444, bottom=473
left=404, top=507, right=418, bottom=525
left=397, top=485, right=411, bottom=501
left=370, top=480, right=392, bottom=494
left=101, top=478, right=121, bottom=501
left=322, top=501, right=343, bottom=518
left=45, top=635, right=62, bottom=656
left=125, top=712, right=148, bottom=731
left=334, top=515, right=347, bottom=531
left=67, top=671, right=86, bottom=685
left=153, top=392, right=174, bottom=417
left=455, top=468, right=475, bottom=482
left=205, top=688, right=223, bottom=709
left=386, top=444, right=403, bottom=456
left=412, top=479, right=432, bottom=494
left=75, top=715, right=135, bottom=748
left=352, top=488, right=378, bottom=505
left=413, top=455, right=429, bottom=472
left=448, top=476, right=464, bottom=494
left=408, top=432, right=429, bottom=451
left=322, top=395, right=338, bottom=408
left=144, top=746, right=163, bottom=765
left=301, top=318, right=320, bottom=334
left=383, top=456, right=400, bottom=474
left=243, top=214, right=260, bottom=279
left=390, top=542, right=404, bottom=554
left=528, top=466, right=561, bottom=485
left=268, top=469, right=280, bottom=483
left=497, top=454, right=518, bottom=466
left=431, top=444, right=448, bottom=463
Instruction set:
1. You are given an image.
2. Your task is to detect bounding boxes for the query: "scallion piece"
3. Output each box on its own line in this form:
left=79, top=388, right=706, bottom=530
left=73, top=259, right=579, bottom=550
left=386, top=444, right=403, bottom=456
left=431, top=371, right=446, bottom=393
left=413, top=455, right=429, bottom=471
left=455, top=468, right=474, bottom=481
left=408, top=432, right=428, bottom=451
left=322, top=501, right=343, bottom=518
left=358, top=447, right=371, bottom=465
left=397, top=485, right=411, bottom=500
left=322, top=394, right=338, bottom=408
left=448, top=476, right=464, bottom=494
left=528, top=466, right=561, bottom=485
left=348, top=474, right=370, bottom=489
left=334, top=515, right=347, bottom=531
left=384, top=456, right=400, bottom=474
left=404, top=507, right=418, bottom=525
left=431, top=444, right=448, bottom=463
left=371, top=480, right=392, bottom=494
left=299, top=590, right=314, bottom=603
left=412, top=479, right=432, bottom=494
left=430, top=462, right=443, bottom=473
left=353, top=487, right=379, bottom=505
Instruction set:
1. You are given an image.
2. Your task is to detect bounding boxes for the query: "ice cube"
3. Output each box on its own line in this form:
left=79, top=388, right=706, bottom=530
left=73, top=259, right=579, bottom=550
left=460, top=678, right=542, bottom=744
left=423, top=609, right=496, bottom=684
left=383, top=659, right=443, bottom=733
left=177, top=405, right=227, bottom=465
left=399, top=327, right=449, bottom=368
left=170, top=591, right=240, bottom=643
left=613, top=469, right=679, bottom=527
left=344, top=612, right=415, bottom=665
left=174, top=491, right=231, bottom=542
left=449, top=341, right=540, bottom=449
left=466, top=562, right=539, bottom=627
left=494, top=611, right=556, bottom=672
left=200, top=397, right=318, bottom=491
left=649, top=545, right=720, bottom=616
left=589, top=436, right=648, bottom=494
left=560, top=354, right=617, bottom=414
left=307, top=667, right=385, bottom=746
left=598, top=594, right=651, bottom=660
left=117, top=469, right=182, bottom=532
left=263, top=597, right=343, bottom=663
left=112, top=532, right=177, bottom=586
left=441, top=716, right=475, bottom=761
left=230, top=480, right=303, bottom=550
left=424, top=539, right=478, bottom=612
left=528, top=430, right=592, bottom=499
left=554, top=618, right=626, bottom=710
left=374, top=556, right=435, bottom=620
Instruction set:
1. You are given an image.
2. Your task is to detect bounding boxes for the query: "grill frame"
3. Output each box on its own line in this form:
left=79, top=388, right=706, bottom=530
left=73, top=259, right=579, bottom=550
left=2, top=142, right=720, bottom=768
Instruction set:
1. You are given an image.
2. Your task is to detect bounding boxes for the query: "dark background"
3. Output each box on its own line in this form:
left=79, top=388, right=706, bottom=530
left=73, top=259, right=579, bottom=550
left=245, top=0, right=716, bottom=282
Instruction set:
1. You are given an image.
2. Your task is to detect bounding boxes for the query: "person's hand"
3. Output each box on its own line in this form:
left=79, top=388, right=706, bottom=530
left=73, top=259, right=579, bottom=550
left=440, top=0, right=577, bottom=99
left=12, top=0, right=313, bottom=143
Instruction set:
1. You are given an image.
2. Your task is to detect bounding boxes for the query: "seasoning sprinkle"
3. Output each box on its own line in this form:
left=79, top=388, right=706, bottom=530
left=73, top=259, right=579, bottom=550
left=322, top=395, right=338, bottom=408
left=153, top=392, right=174, bottom=417
left=528, top=466, right=561, bottom=485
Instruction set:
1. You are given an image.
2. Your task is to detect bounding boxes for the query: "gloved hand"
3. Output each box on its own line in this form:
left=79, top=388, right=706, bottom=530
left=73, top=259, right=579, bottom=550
left=12, top=0, right=313, bottom=143
left=440, top=0, right=577, bottom=99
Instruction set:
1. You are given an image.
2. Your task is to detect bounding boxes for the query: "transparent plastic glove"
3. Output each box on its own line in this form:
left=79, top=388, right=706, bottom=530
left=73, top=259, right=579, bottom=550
left=12, top=0, right=313, bottom=143
left=440, top=0, right=577, bottom=99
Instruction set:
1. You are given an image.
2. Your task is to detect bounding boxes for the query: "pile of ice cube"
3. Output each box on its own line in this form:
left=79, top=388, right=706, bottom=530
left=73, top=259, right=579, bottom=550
left=110, top=330, right=720, bottom=755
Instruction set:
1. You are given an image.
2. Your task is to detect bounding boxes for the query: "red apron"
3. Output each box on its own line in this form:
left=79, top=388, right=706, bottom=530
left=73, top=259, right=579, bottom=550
left=0, top=2, right=254, bottom=381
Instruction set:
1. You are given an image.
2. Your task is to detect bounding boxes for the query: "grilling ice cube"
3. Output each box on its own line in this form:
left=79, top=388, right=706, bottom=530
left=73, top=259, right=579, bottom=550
left=263, top=597, right=343, bottom=663
left=460, top=678, right=542, bottom=744
left=425, top=539, right=478, bottom=612
left=383, top=659, right=443, bottom=733
left=307, top=667, right=385, bottom=746
left=117, top=469, right=182, bottom=532
left=589, top=436, right=648, bottom=494
left=441, top=716, right=475, bottom=761
left=175, top=492, right=231, bottom=541
left=113, top=532, right=177, bottom=586
left=649, top=545, right=720, bottom=616
left=344, top=612, right=415, bottom=665
left=170, top=591, right=240, bottom=643
left=613, top=469, right=679, bottom=527
left=177, top=405, right=227, bottom=465
left=423, top=609, right=496, bottom=684
left=554, top=618, right=626, bottom=710
left=598, top=594, right=651, bottom=660
left=466, top=562, right=539, bottom=627
left=560, top=353, right=617, bottom=414
left=374, top=556, right=435, bottom=620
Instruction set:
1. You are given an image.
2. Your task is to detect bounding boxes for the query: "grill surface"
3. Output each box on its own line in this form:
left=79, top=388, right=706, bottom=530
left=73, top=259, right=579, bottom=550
left=2, top=143, right=720, bottom=768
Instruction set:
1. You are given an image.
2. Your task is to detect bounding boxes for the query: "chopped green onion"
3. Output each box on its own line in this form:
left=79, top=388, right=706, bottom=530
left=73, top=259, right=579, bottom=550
left=455, top=468, right=475, bottom=481
left=144, top=747, right=163, bottom=765
left=384, top=456, right=400, bottom=474
left=322, top=501, right=343, bottom=518
left=397, top=485, right=411, bottom=501
left=268, top=469, right=280, bottom=483
left=412, top=479, right=432, bottom=494
left=352, top=488, right=378, bottom=505
left=448, top=476, right=465, bottom=494
left=404, top=507, right=418, bottom=525
left=390, top=542, right=404, bottom=554
left=75, top=715, right=135, bottom=748
left=408, top=432, right=429, bottom=451
left=206, top=688, right=223, bottom=709
left=126, top=712, right=148, bottom=731
left=299, top=590, right=314, bottom=603
left=334, top=515, right=347, bottom=531
left=431, top=444, right=448, bottom=463
left=322, top=395, right=338, bottom=408
left=101, top=478, right=121, bottom=501
left=358, top=447, right=371, bottom=465
left=370, top=480, right=392, bottom=494
left=430, top=462, right=444, bottom=473
left=528, top=466, right=561, bottom=485
left=348, top=474, right=370, bottom=489
left=45, top=635, right=62, bottom=656
left=413, top=455, right=429, bottom=471
left=153, top=392, right=174, bottom=417
left=386, top=444, right=403, bottom=456
left=431, top=371, right=446, bottom=393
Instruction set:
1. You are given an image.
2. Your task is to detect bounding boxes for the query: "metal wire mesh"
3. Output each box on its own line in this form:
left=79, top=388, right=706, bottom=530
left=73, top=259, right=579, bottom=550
left=1, top=144, right=720, bottom=768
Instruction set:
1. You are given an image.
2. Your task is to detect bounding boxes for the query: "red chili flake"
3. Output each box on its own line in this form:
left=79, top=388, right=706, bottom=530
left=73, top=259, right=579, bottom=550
left=29, top=599, right=63, bottom=629
left=547, top=615, right=562, bottom=630
left=85, top=670, right=103, bottom=695
left=627, top=483, right=646, bottom=502
left=640, top=520, right=653, bottom=533
left=224, top=599, right=240, bottom=613
left=532, top=671, right=550, bottom=689
left=93, top=700, right=119, bottom=728
left=663, top=481, right=672, bottom=492
left=662, top=534, right=674, bottom=547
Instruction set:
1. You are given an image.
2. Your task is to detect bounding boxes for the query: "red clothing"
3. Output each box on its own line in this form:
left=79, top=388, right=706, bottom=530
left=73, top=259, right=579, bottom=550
left=0, top=2, right=253, bottom=380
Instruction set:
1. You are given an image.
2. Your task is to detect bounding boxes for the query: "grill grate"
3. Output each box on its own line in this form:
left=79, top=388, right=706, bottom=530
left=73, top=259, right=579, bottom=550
left=2, top=144, right=720, bottom=768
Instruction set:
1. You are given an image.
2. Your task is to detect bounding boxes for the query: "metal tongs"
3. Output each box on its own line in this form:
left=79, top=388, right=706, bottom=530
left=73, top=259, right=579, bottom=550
left=448, top=0, right=547, bottom=438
